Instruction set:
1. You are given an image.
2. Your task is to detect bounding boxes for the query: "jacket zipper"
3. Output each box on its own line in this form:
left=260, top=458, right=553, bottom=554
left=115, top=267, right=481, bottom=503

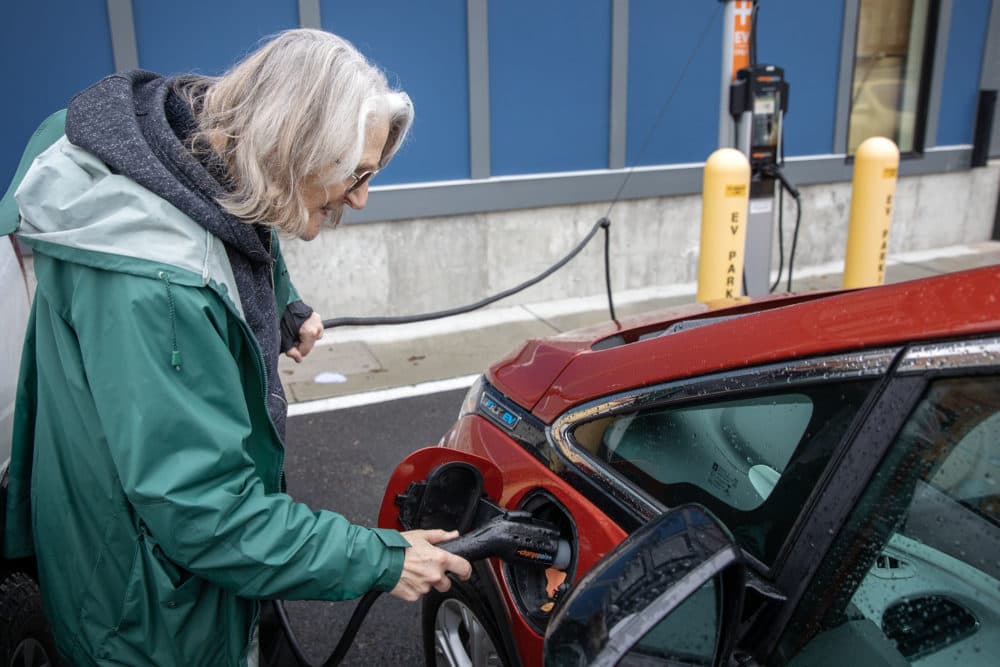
left=158, top=271, right=183, bottom=371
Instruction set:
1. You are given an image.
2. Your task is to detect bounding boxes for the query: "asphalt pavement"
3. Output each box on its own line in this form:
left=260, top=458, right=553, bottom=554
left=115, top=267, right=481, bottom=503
left=280, top=388, right=467, bottom=666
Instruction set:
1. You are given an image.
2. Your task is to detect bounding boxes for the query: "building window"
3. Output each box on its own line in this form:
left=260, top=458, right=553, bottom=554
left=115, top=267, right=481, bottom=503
left=847, top=0, right=937, bottom=154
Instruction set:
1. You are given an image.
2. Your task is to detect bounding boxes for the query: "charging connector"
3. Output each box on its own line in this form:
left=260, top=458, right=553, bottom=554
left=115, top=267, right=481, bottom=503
left=439, top=511, right=572, bottom=570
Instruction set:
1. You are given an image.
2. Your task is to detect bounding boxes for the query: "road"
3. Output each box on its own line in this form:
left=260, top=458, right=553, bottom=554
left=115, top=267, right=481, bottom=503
left=279, top=387, right=468, bottom=666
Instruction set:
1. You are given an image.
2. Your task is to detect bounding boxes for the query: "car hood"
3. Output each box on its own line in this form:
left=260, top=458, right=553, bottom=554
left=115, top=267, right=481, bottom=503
left=486, top=297, right=772, bottom=411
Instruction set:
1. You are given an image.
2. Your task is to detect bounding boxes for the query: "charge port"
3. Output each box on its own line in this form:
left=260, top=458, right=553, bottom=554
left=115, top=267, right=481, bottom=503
left=504, top=490, right=577, bottom=634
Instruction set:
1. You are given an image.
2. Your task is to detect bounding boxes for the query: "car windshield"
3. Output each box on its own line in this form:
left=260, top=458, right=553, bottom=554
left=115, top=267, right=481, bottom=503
left=572, top=380, right=876, bottom=564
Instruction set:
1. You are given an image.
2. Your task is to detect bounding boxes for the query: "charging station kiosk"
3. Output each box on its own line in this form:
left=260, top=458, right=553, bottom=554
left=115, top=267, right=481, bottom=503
left=730, top=64, right=789, bottom=295
left=718, top=0, right=794, bottom=296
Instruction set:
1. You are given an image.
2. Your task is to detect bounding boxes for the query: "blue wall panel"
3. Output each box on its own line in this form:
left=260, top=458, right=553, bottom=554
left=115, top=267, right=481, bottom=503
left=488, top=0, right=612, bottom=175
left=937, top=0, right=991, bottom=146
left=3, top=1, right=996, bottom=195
left=322, top=0, right=470, bottom=184
left=133, top=1, right=299, bottom=76
left=626, top=1, right=722, bottom=166
left=756, top=0, right=844, bottom=156
left=1, top=0, right=115, bottom=187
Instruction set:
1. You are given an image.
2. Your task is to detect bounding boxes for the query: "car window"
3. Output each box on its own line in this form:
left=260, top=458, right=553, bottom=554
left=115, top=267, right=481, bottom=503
left=571, top=380, right=876, bottom=564
left=619, top=578, right=719, bottom=667
left=598, top=394, right=814, bottom=511
left=780, top=375, right=1000, bottom=666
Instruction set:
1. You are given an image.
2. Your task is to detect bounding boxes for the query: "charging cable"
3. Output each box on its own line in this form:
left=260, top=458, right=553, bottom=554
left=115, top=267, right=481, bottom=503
left=759, top=165, right=802, bottom=293
left=322, top=217, right=615, bottom=329
left=319, top=3, right=722, bottom=332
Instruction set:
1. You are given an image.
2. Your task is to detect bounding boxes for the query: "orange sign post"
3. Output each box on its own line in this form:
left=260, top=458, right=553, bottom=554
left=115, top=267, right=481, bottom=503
left=730, top=1, right=753, bottom=80
left=718, top=0, right=757, bottom=148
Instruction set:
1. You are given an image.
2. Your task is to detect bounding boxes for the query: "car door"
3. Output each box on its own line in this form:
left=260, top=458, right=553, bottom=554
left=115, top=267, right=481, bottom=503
left=769, top=336, right=1000, bottom=666
left=569, top=335, right=1000, bottom=666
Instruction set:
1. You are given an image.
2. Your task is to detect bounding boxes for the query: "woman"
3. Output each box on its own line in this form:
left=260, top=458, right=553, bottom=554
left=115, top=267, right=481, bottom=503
left=6, top=29, right=469, bottom=666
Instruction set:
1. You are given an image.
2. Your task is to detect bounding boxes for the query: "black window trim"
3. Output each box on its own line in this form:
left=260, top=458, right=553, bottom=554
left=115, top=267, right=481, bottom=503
left=546, top=347, right=901, bottom=527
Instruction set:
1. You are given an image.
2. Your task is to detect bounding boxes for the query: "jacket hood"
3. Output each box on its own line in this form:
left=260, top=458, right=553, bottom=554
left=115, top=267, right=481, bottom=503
left=21, top=71, right=289, bottom=439
left=16, top=137, right=243, bottom=316
left=64, top=70, right=270, bottom=266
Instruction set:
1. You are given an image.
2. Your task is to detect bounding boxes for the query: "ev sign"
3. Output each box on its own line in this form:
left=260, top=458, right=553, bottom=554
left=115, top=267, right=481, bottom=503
left=730, top=1, right=754, bottom=80
left=843, top=137, right=900, bottom=289
left=697, top=148, right=751, bottom=303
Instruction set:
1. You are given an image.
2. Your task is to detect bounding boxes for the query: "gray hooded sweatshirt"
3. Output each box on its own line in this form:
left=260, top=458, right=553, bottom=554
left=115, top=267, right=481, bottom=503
left=65, top=69, right=303, bottom=438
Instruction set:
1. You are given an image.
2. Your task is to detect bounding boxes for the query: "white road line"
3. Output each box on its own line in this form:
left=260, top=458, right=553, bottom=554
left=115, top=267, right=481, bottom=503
left=287, top=374, right=480, bottom=416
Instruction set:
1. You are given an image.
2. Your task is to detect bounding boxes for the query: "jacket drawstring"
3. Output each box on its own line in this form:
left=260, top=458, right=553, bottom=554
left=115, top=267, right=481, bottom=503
left=158, top=271, right=183, bottom=371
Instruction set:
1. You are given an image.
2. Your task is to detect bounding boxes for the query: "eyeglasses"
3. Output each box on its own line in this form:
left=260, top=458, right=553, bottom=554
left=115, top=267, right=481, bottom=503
left=346, top=168, right=379, bottom=194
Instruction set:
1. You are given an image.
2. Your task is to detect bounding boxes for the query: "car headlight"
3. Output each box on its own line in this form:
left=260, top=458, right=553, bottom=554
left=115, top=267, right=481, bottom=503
left=452, top=376, right=547, bottom=452
left=458, top=375, right=485, bottom=420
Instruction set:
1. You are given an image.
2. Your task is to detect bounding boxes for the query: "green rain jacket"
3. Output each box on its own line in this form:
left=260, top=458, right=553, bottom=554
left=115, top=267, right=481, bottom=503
left=4, top=137, right=409, bottom=666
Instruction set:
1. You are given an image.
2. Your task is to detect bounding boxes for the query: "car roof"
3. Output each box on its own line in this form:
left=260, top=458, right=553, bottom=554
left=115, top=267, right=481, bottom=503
left=487, top=265, right=1000, bottom=422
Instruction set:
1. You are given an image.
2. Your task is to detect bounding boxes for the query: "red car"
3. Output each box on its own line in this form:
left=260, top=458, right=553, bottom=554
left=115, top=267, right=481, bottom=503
left=378, top=266, right=1000, bottom=666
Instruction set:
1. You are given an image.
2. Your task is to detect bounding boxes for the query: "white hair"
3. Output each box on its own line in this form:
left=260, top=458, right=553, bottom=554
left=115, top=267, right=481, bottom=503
left=180, top=29, right=413, bottom=235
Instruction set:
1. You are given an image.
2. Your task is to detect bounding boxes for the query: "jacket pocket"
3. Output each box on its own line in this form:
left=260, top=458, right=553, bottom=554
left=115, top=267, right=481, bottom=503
left=111, top=534, right=230, bottom=666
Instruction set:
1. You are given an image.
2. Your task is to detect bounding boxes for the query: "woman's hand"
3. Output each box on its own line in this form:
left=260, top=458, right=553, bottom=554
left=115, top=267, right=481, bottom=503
left=285, top=311, right=324, bottom=362
left=390, top=529, right=473, bottom=601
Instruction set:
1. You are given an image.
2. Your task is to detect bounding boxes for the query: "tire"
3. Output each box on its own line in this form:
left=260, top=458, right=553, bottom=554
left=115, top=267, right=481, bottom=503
left=422, top=575, right=512, bottom=667
left=0, top=572, right=58, bottom=667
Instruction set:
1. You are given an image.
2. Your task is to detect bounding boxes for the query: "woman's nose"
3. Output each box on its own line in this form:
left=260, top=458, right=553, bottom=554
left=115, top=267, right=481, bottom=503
left=345, top=182, right=369, bottom=210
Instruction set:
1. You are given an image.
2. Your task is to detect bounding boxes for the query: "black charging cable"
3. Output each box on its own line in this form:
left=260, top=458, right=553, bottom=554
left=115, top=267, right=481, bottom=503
left=770, top=167, right=802, bottom=292
left=318, top=3, right=721, bottom=332
left=770, top=182, right=785, bottom=292
left=783, top=174, right=803, bottom=293
left=322, top=216, right=616, bottom=329
left=759, top=164, right=802, bottom=292
left=272, top=591, right=381, bottom=667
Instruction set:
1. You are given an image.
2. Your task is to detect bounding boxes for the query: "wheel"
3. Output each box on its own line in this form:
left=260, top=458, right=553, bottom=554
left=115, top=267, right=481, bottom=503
left=422, top=576, right=512, bottom=667
left=0, top=572, right=58, bottom=667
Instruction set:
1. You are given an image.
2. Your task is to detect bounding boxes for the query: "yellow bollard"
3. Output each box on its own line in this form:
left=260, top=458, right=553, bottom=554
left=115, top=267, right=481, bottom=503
left=843, top=137, right=900, bottom=288
left=697, top=148, right=751, bottom=303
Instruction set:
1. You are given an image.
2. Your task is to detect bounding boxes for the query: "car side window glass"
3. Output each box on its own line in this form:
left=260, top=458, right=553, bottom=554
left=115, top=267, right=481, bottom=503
left=571, top=380, right=876, bottom=563
left=618, top=577, right=719, bottom=667
left=780, top=375, right=1000, bottom=666
left=600, top=394, right=814, bottom=511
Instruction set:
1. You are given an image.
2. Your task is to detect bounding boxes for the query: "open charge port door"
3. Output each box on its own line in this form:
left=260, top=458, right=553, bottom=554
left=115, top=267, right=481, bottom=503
left=377, top=447, right=505, bottom=533
left=378, top=448, right=577, bottom=623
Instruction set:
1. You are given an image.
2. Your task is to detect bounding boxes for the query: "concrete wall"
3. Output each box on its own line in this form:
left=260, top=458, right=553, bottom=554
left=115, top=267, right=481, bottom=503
left=16, top=163, right=998, bottom=318
left=280, top=162, right=1000, bottom=319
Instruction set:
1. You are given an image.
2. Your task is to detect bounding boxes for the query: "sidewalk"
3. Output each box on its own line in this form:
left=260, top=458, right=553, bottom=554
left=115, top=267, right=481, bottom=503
left=282, top=241, right=1000, bottom=414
